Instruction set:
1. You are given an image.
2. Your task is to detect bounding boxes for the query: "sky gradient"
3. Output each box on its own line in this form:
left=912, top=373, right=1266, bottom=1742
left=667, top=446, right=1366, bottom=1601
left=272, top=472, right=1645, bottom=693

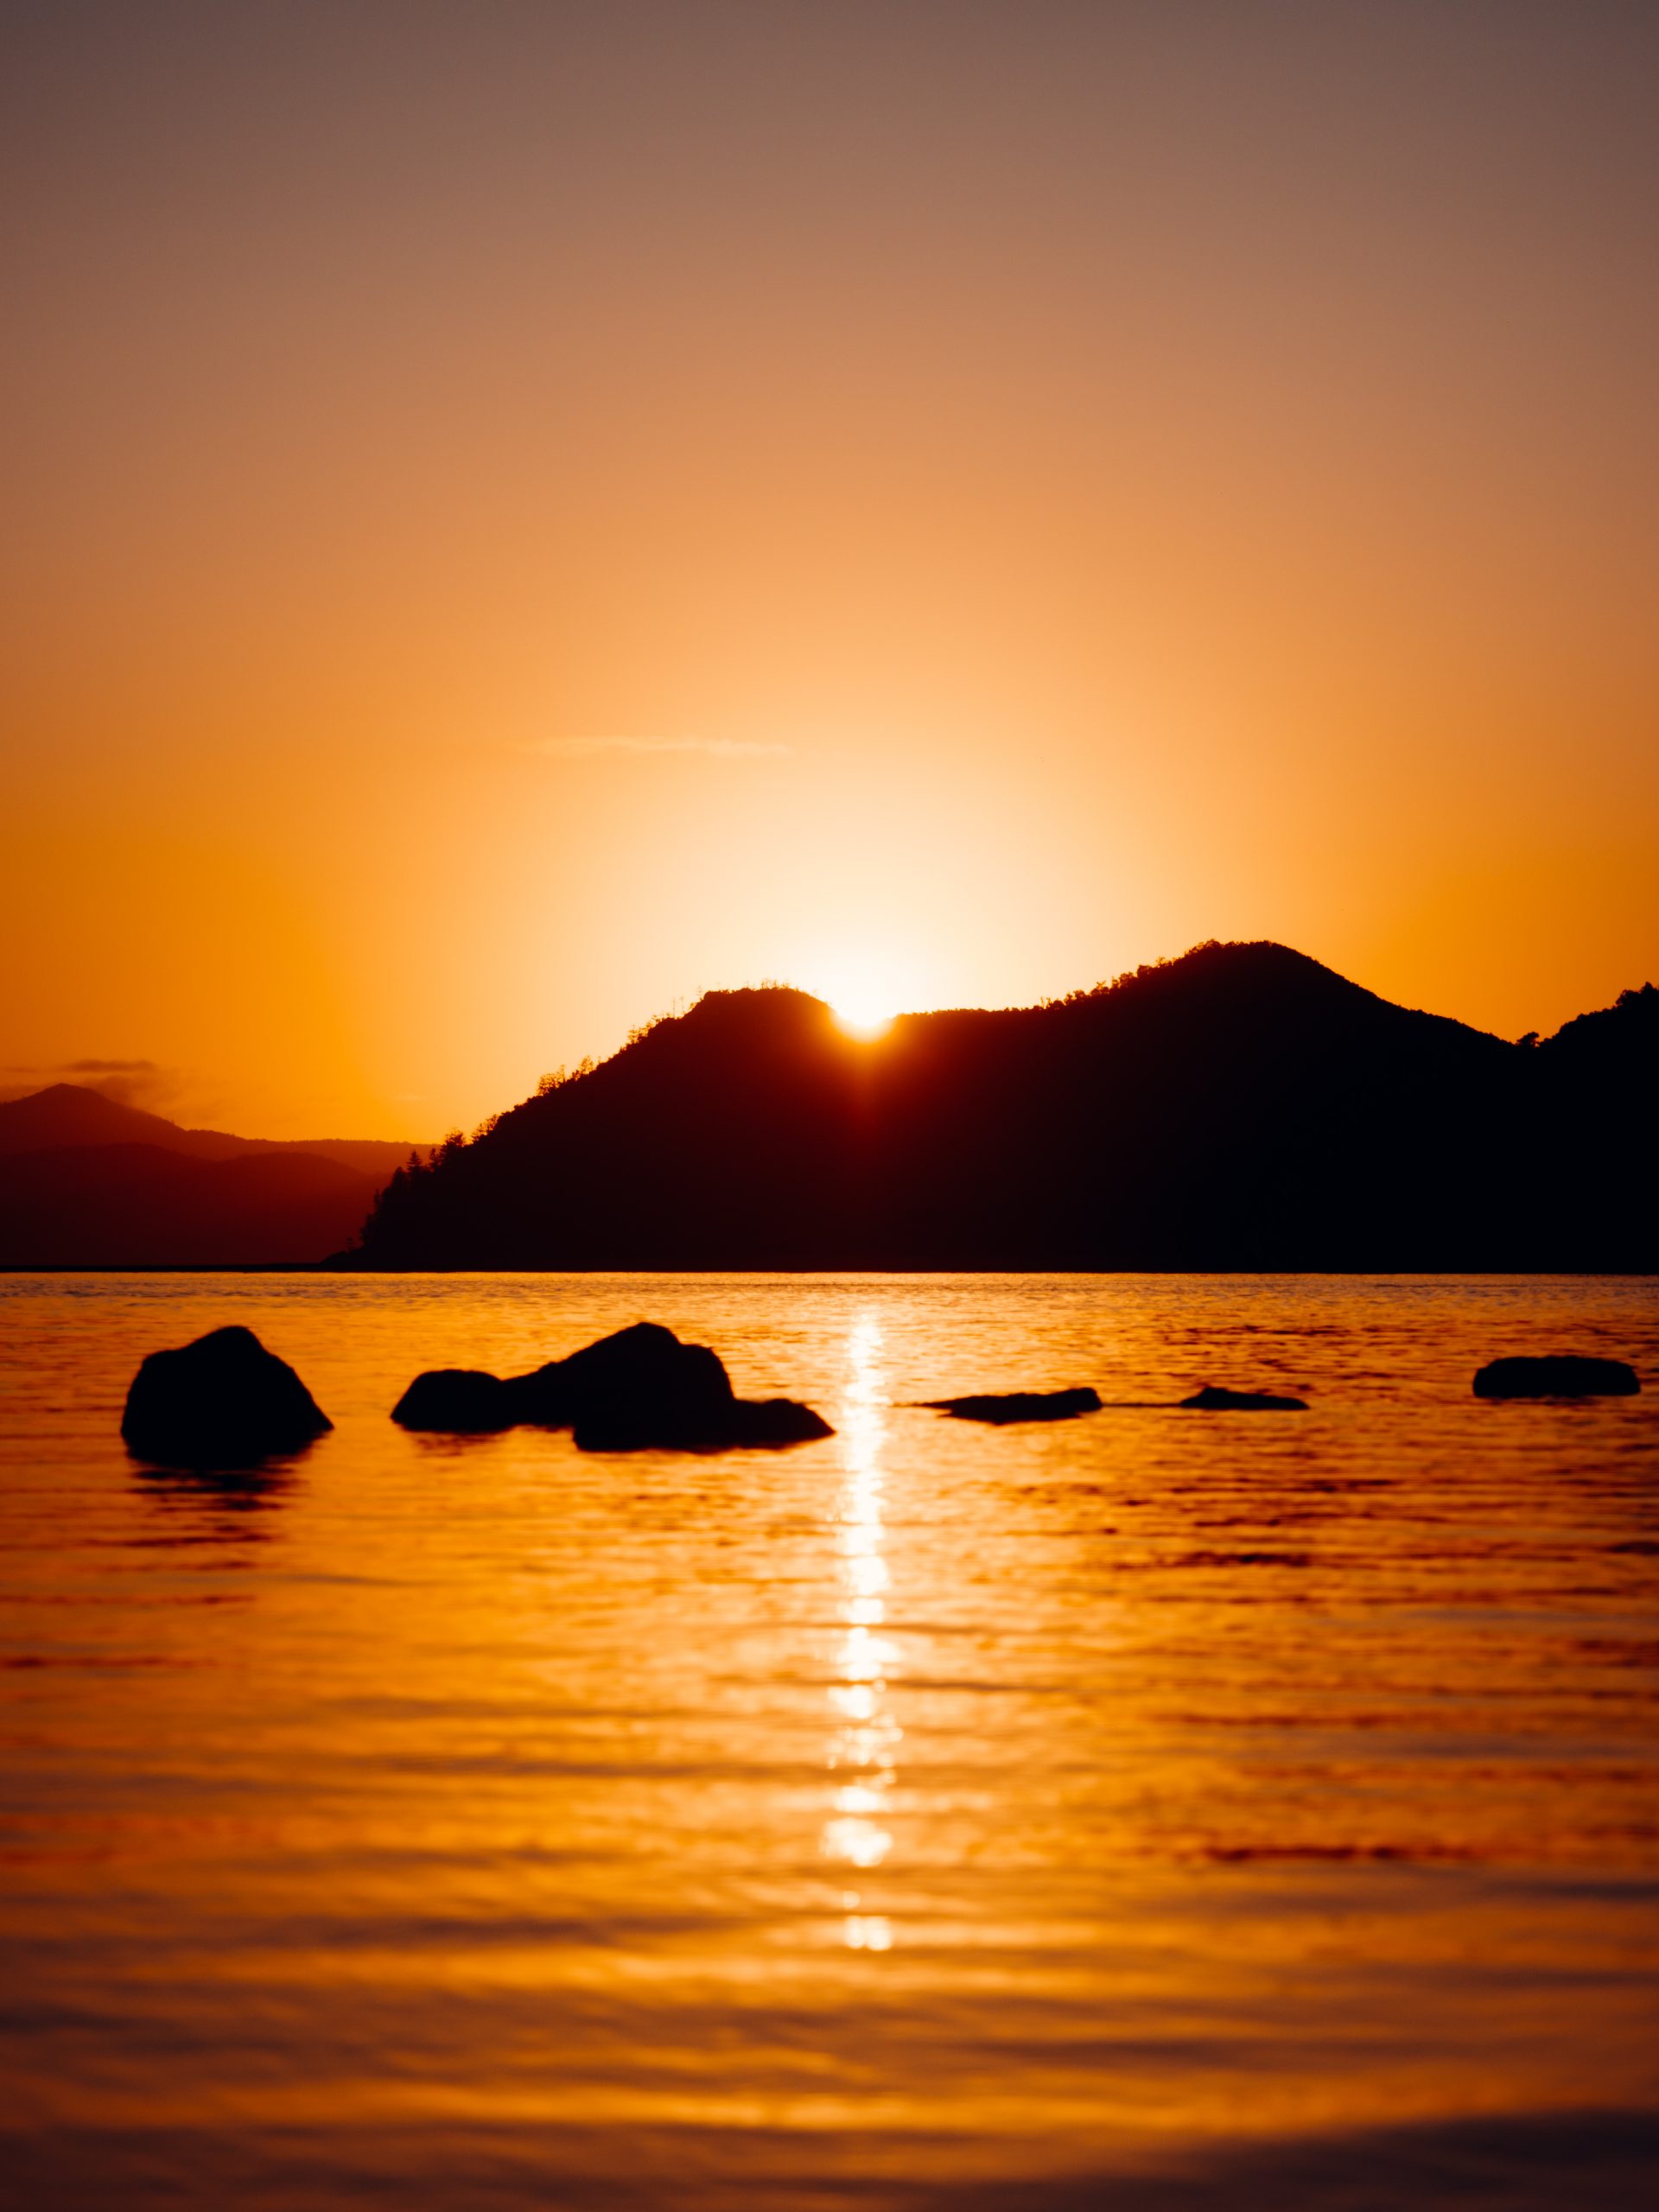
left=3, top=0, right=1656, bottom=1135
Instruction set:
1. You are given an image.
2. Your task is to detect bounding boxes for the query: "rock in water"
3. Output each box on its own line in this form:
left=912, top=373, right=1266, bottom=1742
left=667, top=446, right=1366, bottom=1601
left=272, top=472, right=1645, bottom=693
left=919, top=1388, right=1103, bottom=1425
left=1180, top=1385, right=1309, bottom=1411
left=392, top=1321, right=833, bottom=1451
left=518, top=1321, right=733, bottom=1430
left=1473, top=1355, right=1640, bottom=1399
left=729, top=1398, right=836, bottom=1447
left=122, top=1325, right=332, bottom=1467
left=391, top=1369, right=518, bottom=1431
left=575, top=1390, right=834, bottom=1452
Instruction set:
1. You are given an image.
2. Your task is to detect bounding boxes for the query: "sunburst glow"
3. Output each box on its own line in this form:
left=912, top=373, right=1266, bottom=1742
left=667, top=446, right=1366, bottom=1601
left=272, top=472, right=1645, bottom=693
left=810, top=951, right=924, bottom=1040
left=830, top=989, right=898, bottom=1040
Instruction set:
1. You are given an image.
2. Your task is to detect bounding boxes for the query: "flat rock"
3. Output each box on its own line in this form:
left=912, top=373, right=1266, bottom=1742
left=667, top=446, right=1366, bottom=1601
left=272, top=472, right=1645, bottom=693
left=575, top=1392, right=834, bottom=1452
left=122, top=1325, right=332, bottom=1468
left=919, top=1387, right=1103, bottom=1425
left=1473, top=1355, right=1640, bottom=1399
left=392, top=1321, right=832, bottom=1452
left=1180, top=1385, right=1308, bottom=1411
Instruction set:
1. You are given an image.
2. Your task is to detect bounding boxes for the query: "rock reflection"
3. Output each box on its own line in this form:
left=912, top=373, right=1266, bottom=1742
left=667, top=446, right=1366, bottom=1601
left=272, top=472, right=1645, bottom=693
left=130, top=1464, right=296, bottom=1538
left=823, top=1313, right=901, bottom=1938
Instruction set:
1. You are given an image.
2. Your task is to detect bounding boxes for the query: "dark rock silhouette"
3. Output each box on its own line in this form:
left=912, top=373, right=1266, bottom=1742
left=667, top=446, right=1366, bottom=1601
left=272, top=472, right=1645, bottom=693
left=393, top=1321, right=833, bottom=1452
left=121, top=1325, right=332, bottom=1467
left=574, top=1392, right=831, bottom=1452
left=391, top=1368, right=522, bottom=1432
left=0, top=1083, right=428, bottom=1264
left=1180, top=1385, right=1309, bottom=1411
left=1473, top=1355, right=1640, bottom=1399
left=919, top=1388, right=1103, bottom=1424
left=340, top=942, right=1659, bottom=1270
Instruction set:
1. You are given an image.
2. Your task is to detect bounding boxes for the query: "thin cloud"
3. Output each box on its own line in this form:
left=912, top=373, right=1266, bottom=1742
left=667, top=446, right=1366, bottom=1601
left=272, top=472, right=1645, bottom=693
left=528, top=735, right=790, bottom=760
left=0, top=1058, right=183, bottom=1109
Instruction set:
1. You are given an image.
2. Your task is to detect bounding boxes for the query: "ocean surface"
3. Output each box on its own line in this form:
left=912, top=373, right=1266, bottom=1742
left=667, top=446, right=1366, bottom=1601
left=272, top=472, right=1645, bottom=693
left=1, top=1272, right=1656, bottom=2211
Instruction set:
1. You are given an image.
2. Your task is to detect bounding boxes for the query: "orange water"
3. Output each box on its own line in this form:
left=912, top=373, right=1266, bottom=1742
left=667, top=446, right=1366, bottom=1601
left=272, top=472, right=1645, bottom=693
left=1, top=1273, right=1656, bottom=2209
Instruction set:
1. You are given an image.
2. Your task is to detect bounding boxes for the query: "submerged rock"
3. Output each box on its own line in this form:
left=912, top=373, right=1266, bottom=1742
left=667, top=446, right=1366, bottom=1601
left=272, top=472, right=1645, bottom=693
left=1473, top=1355, right=1639, bottom=1399
left=392, top=1321, right=832, bottom=1452
left=122, top=1325, right=332, bottom=1467
left=1180, top=1385, right=1308, bottom=1412
left=919, top=1387, right=1103, bottom=1425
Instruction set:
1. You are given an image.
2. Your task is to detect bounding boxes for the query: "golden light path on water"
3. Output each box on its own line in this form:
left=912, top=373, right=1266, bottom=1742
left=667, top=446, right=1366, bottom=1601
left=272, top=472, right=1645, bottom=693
left=823, top=1313, right=899, bottom=1942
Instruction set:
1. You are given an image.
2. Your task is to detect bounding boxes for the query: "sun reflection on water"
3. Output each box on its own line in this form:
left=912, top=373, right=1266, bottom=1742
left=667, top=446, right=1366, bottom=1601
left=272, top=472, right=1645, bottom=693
left=823, top=1313, right=901, bottom=1936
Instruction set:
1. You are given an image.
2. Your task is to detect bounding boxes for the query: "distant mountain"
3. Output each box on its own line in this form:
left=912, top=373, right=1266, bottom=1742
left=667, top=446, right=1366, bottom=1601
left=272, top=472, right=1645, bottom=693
left=0, top=1084, right=191, bottom=1158
left=0, top=1086, right=426, bottom=1265
left=344, top=943, right=1657, bottom=1271
left=0, top=1084, right=420, bottom=1178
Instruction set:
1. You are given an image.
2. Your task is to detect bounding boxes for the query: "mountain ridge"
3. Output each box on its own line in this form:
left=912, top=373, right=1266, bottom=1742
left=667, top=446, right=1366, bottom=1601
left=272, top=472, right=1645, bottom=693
left=0, top=1084, right=423, bottom=1178
left=345, top=941, right=1656, bottom=1272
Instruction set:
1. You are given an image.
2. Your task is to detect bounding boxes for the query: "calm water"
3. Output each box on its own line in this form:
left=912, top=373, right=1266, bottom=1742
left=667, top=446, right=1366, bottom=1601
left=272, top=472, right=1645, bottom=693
left=1, top=1273, right=1656, bottom=2210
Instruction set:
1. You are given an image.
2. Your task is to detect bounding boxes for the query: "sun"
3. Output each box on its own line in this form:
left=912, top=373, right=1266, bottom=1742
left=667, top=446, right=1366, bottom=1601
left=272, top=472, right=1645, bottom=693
left=830, top=988, right=897, bottom=1040
left=805, top=945, right=932, bottom=1040
left=810, top=953, right=907, bottom=1039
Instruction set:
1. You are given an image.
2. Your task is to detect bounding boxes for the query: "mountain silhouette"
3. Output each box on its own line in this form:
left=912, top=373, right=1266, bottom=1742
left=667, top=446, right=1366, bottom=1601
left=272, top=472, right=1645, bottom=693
left=343, top=943, right=1656, bottom=1271
left=0, top=1085, right=426, bottom=1265
left=0, top=1084, right=420, bottom=1177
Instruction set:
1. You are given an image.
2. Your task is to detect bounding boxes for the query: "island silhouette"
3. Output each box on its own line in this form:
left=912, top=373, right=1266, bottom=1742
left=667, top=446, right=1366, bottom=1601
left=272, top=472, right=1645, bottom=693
left=0, top=1086, right=426, bottom=1267
left=340, top=941, right=1656, bottom=1272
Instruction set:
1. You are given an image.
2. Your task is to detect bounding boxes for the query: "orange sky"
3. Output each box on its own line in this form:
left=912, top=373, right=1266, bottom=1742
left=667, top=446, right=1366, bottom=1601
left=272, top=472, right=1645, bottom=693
left=3, top=2, right=1656, bottom=1136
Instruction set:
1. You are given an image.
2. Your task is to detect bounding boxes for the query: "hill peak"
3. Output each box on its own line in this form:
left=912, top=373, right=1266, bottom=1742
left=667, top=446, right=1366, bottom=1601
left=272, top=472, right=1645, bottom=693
left=0, top=1084, right=183, bottom=1156
left=349, top=938, right=1657, bottom=1270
